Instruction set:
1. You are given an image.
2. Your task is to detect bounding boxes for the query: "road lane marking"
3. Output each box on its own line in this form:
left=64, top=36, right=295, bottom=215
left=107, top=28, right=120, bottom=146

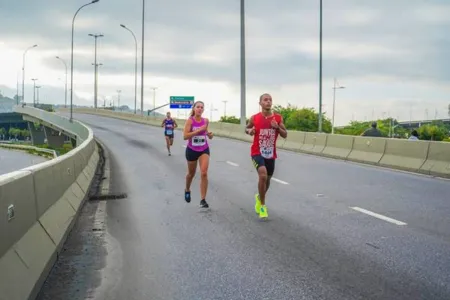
left=350, top=206, right=407, bottom=226
left=272, top=177, right=289, bottom=185
left=226, top=161, right=239, bottom=167
left=182, top=145, right=186, bottom=148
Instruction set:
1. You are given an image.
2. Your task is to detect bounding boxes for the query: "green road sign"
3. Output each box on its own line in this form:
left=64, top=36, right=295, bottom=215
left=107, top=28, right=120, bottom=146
left=170, top=96, right=195, bottom=109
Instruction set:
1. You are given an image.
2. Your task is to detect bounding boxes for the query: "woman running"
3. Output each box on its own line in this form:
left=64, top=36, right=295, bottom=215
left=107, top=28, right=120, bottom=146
left=183, top=101, right=213, bottom=208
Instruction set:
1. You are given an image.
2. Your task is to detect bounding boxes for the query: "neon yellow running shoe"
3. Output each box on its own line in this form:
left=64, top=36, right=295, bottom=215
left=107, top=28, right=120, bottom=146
left=255, top=193, right=261, bottom=214
left=259, top=205, right=268, bottom=219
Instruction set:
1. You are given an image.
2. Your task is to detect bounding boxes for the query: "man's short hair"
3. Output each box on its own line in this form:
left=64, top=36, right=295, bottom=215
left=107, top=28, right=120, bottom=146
left=259, top=93, right=271, bottom=101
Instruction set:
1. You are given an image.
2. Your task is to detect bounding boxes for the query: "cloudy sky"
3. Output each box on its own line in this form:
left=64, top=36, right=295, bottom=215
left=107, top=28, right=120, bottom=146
left=0, top=0, right=449, bottom=125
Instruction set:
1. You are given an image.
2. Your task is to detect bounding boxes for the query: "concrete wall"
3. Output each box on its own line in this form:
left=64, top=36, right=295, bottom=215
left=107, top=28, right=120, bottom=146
left=63, top=107, right=450, bottom=178
left=0, top=106, right=99, bottom=300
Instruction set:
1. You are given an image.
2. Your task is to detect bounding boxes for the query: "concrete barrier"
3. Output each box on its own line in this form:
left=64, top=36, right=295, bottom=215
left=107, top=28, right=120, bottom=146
left=378, top=139, right=430, bottom=173
left=347, top=137, right=386, bottom=165
left=419, top=142, right=450, bottom=178
left=322, top=134, right=354, bottom=159
left=280, top=131, right=305, bottom=152
left=61, top=107, right=450, bottom=179
left=0, top=106, right=99, bottom=300
left=301, top=132, right=327, bottom=154
left=0, top=143, right=57, bottom=158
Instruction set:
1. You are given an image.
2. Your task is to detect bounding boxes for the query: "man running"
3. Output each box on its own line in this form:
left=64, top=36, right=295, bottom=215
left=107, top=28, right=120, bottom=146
left=161, top=111, right=178, bottom=156
left=245, top=93, right=287, bottom=219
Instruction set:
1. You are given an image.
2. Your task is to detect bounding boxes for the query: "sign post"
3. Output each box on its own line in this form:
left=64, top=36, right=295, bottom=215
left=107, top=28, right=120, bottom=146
left=169, top=96, right=194, bottom=109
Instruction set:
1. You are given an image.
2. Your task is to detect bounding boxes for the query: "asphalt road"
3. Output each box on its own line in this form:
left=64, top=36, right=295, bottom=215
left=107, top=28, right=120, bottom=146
left=0, top=147, right=48, bottom=175
left=38, top=113, right=450, bottom=300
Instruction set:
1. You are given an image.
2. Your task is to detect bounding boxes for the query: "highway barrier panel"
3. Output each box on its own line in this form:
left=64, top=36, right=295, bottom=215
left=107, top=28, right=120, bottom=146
left=280, top=131, right=305, bottom=152
left=418, top=141, right=450, bottom=177
left=347, top=137, right=386, bottom=165
left=0, top=106, right=99, bottom=300
left=321, top=134, right=354, bottom=160
left=378, top=139, right=430, bottom=173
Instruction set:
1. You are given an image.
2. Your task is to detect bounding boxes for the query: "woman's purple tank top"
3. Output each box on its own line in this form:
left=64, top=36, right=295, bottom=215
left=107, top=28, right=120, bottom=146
left=187, top=117, right=209, bottom=152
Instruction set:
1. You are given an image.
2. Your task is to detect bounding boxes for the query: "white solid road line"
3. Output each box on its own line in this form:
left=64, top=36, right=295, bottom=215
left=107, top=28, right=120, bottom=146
left=350, top=206, right=407, bottom=226
left=272, top=177, right=289, bottom=185
left=226, top=161, right=239, bottom=167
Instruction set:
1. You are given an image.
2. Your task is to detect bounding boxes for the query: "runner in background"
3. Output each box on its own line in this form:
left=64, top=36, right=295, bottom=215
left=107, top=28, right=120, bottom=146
left=161, top=112, right=178, bottom=156
left=245, top=93, right=287, bottom=219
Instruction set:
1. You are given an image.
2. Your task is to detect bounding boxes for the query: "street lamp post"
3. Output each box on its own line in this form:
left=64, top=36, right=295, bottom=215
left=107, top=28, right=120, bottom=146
left=151, top=87, right=157, bottom=117
left=240, top=0, right=246, bottom=127
left=22, top=44, right=37, bottom=104
left=140, top=0, right=145, bottom=116
left=55, top=56, right=68, bottom=108
left=31, top=78, right=38, bottom=107
left=36, top=86, right=41, bottom=105
left=88, top=33, right=104, bottom=109
left=120, top=24, right=138, bottom=114
left=223, top=100, right=228, bottom=118
left=331, top=77, right=345, bottom=134
left=70, top=0, right=100, bottom=122
left=318, top=0, right=323, bottom=132
left=117, top=89, right=121, bottom=109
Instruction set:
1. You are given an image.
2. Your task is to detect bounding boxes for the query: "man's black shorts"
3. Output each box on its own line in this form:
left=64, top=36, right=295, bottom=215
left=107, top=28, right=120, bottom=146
left=186, top=146, right=210, bottom=161
left=251, top=155, right=275, bottom=176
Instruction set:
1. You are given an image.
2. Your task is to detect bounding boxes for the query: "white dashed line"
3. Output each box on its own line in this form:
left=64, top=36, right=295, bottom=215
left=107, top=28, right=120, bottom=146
left=226, top=161, right=239, bottom=167
left=271, top=177, right=289, bottom=185
left=350, top=206, right=407, bottom=226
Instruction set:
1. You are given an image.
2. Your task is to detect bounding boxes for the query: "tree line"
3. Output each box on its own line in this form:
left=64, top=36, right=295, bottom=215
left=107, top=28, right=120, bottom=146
left=0, top=127, right=30, bottom=140
left=218, top=104, right=450, bottom=142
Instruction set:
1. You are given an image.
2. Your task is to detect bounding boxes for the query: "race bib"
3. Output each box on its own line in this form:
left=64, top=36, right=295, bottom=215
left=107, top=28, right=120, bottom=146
left=192, top=136, right=206, bottom=147
left=166, top=130, right=173, bottom=135
left=260, top=146, right=274, bottom=159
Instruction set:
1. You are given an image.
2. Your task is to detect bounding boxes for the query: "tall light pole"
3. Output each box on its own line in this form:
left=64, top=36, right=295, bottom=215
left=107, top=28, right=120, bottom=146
left=36, top=86, right=41, bottom=105
left=92, top=62, right=103, bottom=108
left=140, top=0, right=145, bottom=116
left=70, top=0, right=100, bottom=122
left=120, top=24, right=138, bottom=114
left=223, top=100, right=228, bottom=118
left=318, top=0, right=323, bottom=132
left=210, top=103, right=218, bottom=121
left=117, top=89, right=121, bottom=109
left=331, top=78, right=345, bottom=134
left=240, top=0, right=246, bottom=126
left=16, top=71, right=19, bottom=105
left=55, top=56, right=68, bottom=108
left=151, top=87, right=157, bottom=116
left=31, top=78, right=38, bottom=107
left=88, top=33, right=103, bottom=109
left=22, top=44, right=38, bottom=104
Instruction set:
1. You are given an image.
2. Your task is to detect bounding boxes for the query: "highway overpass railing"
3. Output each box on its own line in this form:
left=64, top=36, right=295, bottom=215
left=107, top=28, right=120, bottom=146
left=0, top=106, right=99, bottom=300
left=61, top=107, right=450, bottom=179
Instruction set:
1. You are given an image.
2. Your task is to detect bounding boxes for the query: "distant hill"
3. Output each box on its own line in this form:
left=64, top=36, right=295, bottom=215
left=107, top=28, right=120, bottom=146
left=0, top=95, right=15, bottom=113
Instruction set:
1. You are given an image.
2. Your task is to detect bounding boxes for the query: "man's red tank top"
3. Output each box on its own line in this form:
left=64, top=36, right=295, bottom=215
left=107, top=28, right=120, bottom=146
left=250, top=112, right=282, bottom=159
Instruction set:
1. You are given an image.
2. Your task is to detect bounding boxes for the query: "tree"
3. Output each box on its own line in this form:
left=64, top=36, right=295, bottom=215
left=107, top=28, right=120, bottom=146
left=273, top=104, right=332, bottom=133
left=0, top=127, right=6, bottom=140
left=219, top=116, right=241, bottom=124
left=417, top=124, right=448, bottom=141
left=21, top=129, right=30, bottom=139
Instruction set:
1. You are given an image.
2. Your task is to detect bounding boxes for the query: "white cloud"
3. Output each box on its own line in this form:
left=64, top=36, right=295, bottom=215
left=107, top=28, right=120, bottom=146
left=0, top=0, right=449, bottom=126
